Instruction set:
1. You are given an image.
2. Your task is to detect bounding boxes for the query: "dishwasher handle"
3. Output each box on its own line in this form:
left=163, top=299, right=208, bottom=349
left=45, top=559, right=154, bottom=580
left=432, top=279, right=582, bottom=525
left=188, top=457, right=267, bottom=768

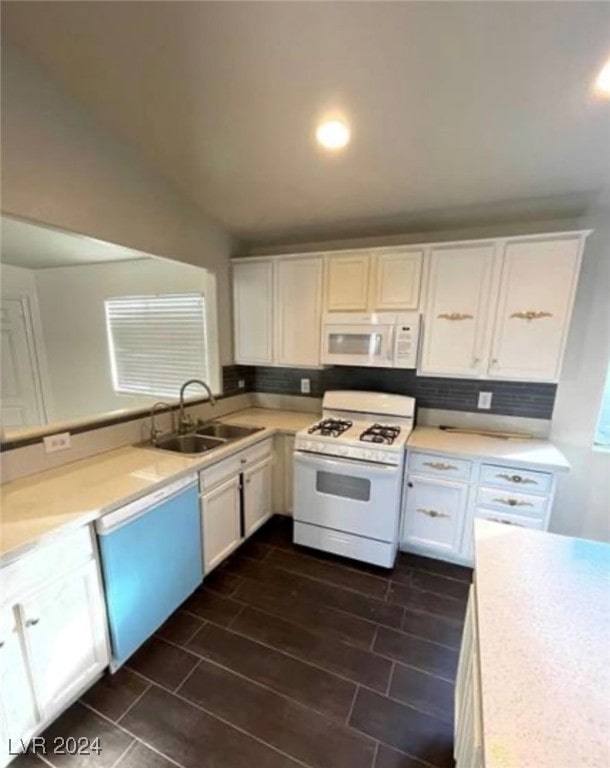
left=96, top=473, right=198, bottom=534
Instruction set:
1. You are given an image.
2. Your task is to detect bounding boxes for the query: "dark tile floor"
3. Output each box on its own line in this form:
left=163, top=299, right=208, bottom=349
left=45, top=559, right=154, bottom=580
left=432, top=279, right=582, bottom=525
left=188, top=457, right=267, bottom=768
left=18, top=516, right=472, bottom=768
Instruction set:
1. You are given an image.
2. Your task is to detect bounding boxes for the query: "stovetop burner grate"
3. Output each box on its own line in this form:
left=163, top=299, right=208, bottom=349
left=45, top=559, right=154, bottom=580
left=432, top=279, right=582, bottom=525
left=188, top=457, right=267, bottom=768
left=359, top=423, right=402, bottom=445
left=308, top=418, right=353, bottom=438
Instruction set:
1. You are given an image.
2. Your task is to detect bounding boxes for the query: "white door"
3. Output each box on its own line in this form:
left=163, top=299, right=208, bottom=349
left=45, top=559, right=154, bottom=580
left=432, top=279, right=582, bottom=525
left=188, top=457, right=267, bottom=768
left=201, top=475, right=242, bottom=573
left=403, top=477, right=468, bottom=555
left=420, top=245, right=497, bottom=377
left=243, top=456, right=273, bottom=537
left=275, top=257, right=323, bottom=366
left=18, top=561, right=108, bottom=719
left=373, top=249, right=423, bottom=310
left=0, top=298, right=45, bottom=427
left=0, top=605, right=39, bottom=763
left=325, top=252, right=371, bottom=311
left=232, top=260, right=274, bottom=364
left=489, top=237, right=583, bottom=381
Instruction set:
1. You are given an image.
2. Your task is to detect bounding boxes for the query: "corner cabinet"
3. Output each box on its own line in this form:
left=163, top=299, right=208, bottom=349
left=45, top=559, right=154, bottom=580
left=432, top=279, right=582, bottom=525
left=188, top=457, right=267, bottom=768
left=232, top=256, right=323, bottom=367
left=420, top=233, right=586, bottom=382
left=200, top=438, right=274, bottom=574
left=0, top=527, right=109, bottom=767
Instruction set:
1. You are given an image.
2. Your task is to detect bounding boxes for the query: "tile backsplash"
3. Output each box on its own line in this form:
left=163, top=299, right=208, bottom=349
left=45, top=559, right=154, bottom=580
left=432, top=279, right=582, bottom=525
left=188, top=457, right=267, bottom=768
left=223, top=365, right=557, bottom=419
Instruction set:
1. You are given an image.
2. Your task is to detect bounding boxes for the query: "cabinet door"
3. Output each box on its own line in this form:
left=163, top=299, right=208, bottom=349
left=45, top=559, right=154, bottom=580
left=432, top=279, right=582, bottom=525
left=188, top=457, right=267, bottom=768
left=420, top=245, right=496, bottom=376
left=325, top=252, right=371, bottom=311
left=283, top=436, right=296, bottom=515
left=243, top=456, right=273, bottom=537
left=233, top=260, right=274, bottom=364
left=202, top=475, right=242, bottom=574
left=403, top=477, right=468, bottom=555
left=373, top=249, right=423, bottom=310
left=0, top=605, right=39, bottom=762
left=489, top=237, right=583, bottom=381
left=276, top=257, right=323, bottom=366
left=19, top=561, right=108, bottom=719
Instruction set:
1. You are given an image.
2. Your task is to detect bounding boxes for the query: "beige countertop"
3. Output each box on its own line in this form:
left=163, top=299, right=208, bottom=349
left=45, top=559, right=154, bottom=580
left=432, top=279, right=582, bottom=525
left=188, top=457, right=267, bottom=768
left=474, top=521, right=610, bottom=768
left=407, top=426, right=570, bottom=472
left=0, top=408, right=314, bottom=565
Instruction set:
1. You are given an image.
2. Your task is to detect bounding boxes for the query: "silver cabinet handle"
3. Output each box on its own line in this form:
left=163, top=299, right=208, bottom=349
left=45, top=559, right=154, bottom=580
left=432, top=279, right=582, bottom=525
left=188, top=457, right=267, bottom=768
left=496, top=473, right=536, bottom=485
left=417, top=508, right=450, bottom=519
left=493, top=498, right=533, bottom=508
left=510, top=311, right=553, bottom=321
left=423, top=461, right=458, bottom=471
left=486, top=516, right=525, bottom=527
left=437, top=312, right=473, bottom=321
left=25, top=618, right=40, bottom=627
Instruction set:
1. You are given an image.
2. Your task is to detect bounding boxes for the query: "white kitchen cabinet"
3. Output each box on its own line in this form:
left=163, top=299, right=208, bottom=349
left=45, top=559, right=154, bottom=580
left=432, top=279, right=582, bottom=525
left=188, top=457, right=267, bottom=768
left=275, top=257, right=323, bottom=366
left=0, top=607, right=38, bottom=765
left=0, top=526, right=109, bottom=768
left=325, top=251, right=371, bottom=311
left=454, top=590, right=484, bottom=768
left=243, top=456, right=273, bottom=537
left=19, top=561, right=108, bottom=719
left=201, top=475, right=242, bottom=573
left=403, top=476, right=468, bottom=557
left=232, top=259, right=274, bottom=364
left=489, top=236, right=583, bottom=381
left=272, top=434, right=295, bottom=516
left=420, top=244, right=497, bottom=377
left=373, top=248, right=423, bottom=311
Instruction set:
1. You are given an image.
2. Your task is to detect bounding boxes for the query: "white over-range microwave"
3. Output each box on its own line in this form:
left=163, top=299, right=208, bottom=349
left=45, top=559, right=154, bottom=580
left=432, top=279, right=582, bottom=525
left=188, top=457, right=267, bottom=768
left=321, top=312, right=420, bottom=369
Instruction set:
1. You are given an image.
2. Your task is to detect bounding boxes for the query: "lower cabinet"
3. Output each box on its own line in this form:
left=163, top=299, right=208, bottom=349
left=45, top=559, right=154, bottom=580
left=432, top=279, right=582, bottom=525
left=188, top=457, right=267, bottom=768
left=273, top=434, right=296, bottom=515
left=402, top=450, right=557, bottom=565
left=454, top=589, right=484, bottom=767
left=0, top=527, right=109, bottom=767
left=200, top=438, right=274, bottom=574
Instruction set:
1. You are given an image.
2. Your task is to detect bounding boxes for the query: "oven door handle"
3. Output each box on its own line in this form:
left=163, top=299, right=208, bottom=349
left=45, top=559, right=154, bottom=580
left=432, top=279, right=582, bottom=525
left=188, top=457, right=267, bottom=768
left=294, top=451, right=400, bottom=473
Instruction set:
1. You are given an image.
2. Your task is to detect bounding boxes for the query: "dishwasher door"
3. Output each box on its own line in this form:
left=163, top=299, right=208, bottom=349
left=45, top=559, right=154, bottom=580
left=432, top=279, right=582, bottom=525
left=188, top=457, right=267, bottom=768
left=96, top=474, right=201, bottom=669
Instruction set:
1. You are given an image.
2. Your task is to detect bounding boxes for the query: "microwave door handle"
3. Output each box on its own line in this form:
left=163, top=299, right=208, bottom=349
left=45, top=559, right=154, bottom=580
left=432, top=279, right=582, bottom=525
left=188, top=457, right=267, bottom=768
left=387, top=326, right=396, bottom=363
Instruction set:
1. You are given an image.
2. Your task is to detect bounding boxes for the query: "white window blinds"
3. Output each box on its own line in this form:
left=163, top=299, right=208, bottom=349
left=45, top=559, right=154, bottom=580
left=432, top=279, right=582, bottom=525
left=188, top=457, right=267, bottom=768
left=105, top=293, right=209, bottom=398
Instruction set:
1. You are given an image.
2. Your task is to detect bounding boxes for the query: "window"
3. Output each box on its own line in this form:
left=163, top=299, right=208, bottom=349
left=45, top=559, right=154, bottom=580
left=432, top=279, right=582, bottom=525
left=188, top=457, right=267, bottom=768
left=594, top=359, right=610, bottom=448
left=105, top=293, right=209, bottom=399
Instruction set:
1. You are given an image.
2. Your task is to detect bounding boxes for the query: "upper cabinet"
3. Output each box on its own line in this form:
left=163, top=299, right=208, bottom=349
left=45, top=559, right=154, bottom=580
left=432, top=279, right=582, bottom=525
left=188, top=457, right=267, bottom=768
left=325, top=247, right=423, bottom=313
left=233, top=255, right=323, bottom=367
left=489, top=237, right=583, bottom=381
left=420, top=244, right=497, bottom=377
left=232, top=260, right=274, bottom=365
left=420, top=234, right=586, bottom=382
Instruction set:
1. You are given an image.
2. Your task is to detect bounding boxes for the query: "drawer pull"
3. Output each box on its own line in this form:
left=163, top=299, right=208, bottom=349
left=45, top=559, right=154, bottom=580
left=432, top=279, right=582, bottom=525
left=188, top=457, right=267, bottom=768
left=493, top=497, right=533, bottom=508
left=417, top=508, right=450, bottom=519
left=510, top=310, right=553, bottom=321
left=437, top=312, right=473, bottom=321
left=25, top=618, right=40, bottom=628
left=487, top=516, right=525, bottom=527
left=496, top=473, right=536, bottom=485
left=423, top=461, right=458, bottom=471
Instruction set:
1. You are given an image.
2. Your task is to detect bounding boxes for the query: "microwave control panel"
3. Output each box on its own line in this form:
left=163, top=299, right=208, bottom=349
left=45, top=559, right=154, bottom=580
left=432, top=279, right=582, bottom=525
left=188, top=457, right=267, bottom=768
left=394, top=314, right=420, bottom=369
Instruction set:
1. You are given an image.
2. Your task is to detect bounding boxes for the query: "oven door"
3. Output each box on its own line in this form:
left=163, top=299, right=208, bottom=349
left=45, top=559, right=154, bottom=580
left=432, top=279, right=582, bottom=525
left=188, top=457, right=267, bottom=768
left=294, top=451, right=402, bottom=542
left=321, top=323, right=395, bottom=367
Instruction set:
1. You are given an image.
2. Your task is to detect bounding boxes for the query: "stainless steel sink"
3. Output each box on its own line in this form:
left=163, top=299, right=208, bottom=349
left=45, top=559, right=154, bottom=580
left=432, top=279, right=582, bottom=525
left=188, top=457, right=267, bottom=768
left=153, top=433, right=227, bottom=455
left=195, top=422, right=264, bottom=440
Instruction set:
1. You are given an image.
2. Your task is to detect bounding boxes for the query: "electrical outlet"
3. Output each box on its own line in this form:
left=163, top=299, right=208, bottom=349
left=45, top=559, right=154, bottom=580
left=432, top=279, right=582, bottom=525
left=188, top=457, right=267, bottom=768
left=43, top=432, right=71, bottom=453
left=300, top=378, right=311, bottom=394
left=238, top=379, right=245, bottom=389
left=478, top=392, right=493, bottom=410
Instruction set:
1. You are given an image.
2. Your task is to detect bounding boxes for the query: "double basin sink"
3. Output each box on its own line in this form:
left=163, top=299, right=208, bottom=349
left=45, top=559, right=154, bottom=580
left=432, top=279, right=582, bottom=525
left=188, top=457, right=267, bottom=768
left=150, top=422, right=264, bottom=456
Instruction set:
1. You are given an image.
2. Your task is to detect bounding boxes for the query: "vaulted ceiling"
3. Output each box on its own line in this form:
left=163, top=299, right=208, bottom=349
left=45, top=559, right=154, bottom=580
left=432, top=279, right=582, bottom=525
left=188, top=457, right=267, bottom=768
left=2, top=1, right=609, bottom=245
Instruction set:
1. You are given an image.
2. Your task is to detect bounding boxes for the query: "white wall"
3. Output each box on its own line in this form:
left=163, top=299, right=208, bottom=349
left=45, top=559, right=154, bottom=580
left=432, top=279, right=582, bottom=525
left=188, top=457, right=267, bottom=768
left=33, top=258, right=219, bottom=422
left=550, top=202, right=610, bottom=543
left=0, top=42, right=235, bottom=365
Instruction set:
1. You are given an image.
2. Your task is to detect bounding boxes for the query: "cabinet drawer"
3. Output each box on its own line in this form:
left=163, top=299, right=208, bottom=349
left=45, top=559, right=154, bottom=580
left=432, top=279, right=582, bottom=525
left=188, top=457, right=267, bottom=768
left=200, top=438, right=273, bottom=491
left=409, top=451, right=472, bottom=482
left=1, top=525, right=95, bottom=606
left=476, top=486, right=547, bottom=517
left=475, top=508, right=545, bottom=530
left=479, top=463, right=552, bottom=494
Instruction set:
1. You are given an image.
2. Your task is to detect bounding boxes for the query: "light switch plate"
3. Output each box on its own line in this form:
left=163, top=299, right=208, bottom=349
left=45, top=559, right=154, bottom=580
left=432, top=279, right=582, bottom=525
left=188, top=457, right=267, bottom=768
left=300, top=378, right=311, bottom=394
left=238, top=379, right=245, bottom=389
left=43, top=432, right=71, bottom=453
left=478, top=392, right=493, bottom=410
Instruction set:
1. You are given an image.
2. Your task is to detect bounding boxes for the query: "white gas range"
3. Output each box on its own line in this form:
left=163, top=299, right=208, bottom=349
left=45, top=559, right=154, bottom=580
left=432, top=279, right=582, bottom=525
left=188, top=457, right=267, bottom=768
left=293, top=390, right=415, bottom=568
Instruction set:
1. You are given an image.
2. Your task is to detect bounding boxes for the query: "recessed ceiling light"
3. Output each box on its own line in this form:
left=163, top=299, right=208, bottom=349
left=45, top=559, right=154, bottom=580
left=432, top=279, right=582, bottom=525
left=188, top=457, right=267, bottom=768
left=594, top=58, right=610, bottom=97
left=316, top=119, right=351, bottom=150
